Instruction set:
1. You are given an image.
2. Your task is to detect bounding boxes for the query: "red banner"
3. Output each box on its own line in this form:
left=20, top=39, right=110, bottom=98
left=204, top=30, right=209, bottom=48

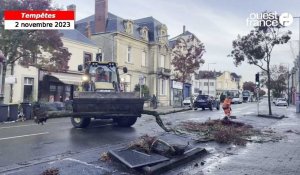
left=4, top=10, right=74, bottom=20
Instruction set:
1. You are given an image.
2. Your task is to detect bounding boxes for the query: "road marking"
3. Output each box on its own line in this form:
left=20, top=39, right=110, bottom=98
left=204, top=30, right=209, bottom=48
left=0, top=121, right=69, bottom=130
left=242, top=112, right=255, bottom=115
left=0, top=123, right=38, bottom=129
left=61, top=158, right=108, bottom=170
left=0, top=132, right=49, bottom=141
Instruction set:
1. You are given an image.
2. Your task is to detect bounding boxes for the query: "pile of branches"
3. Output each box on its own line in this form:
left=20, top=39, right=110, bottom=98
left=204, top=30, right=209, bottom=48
left=179, top=119, right=258, bottom=145
left=128, top=135, right=157, bottom=154
left=128, top=135, right=187, bottom=157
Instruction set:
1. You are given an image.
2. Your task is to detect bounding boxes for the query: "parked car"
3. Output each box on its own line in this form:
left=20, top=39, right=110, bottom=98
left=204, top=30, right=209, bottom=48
left=193, top=95, right=220, bottom=111
left=275, top=98, right=287, bottom=106
left=183, top=97, right=192, bottom=107
left=232, top=96, right=243, bottom=104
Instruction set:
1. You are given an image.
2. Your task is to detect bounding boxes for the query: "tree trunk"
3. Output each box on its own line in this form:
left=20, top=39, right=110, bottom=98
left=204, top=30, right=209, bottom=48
left=0, top=63, right=7, bottom=104
left=267, top=66, right=272, bottom=115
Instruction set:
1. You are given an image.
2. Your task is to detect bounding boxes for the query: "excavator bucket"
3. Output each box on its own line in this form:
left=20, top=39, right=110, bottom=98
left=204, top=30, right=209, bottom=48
left=72, top=91, right=144, bottom=116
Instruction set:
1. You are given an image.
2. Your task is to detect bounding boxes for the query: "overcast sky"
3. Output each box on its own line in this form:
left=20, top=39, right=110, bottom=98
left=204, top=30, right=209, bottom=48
left=54, top=0, right=300, bottom=82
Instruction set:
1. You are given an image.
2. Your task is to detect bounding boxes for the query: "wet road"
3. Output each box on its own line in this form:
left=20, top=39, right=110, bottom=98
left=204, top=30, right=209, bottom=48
left=0, top=100, right=289, bottom=169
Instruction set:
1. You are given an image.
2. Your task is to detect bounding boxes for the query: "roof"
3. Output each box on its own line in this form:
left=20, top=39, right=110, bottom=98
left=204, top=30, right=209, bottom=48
left=134, top=16, right=163, bottom=42
left=76, top=13, right=166, bottom=43
left=230, top=72, right=241, bottom=79
left=195, top=71, right=220, bottom=79
left=59, top=30, right=97, bottom=46
left=169, top=30, right=197, bottom=48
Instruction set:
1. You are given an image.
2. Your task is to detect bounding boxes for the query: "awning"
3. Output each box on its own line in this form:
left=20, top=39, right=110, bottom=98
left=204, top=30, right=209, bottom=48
left=41, top=71, right=83, bottom=86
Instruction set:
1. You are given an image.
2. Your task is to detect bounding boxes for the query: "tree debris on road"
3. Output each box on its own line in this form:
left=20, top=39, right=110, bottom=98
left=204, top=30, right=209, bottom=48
left=41, top=168, right=59, bottom=175
left=128, top=135, right=188, bottom=157
left=285, top=129, right=300, bottom=135
left=100, top=152, right=112, bottom=162
left=177, top=119, right=258, bottom=145
left=128, top=135, right=157, bottom=154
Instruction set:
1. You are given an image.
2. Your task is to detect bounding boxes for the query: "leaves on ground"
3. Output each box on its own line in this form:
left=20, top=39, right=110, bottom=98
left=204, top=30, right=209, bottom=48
left=41, top=168, right=59, bottom=175
left=128, top=135, right=157, bottom=154
left=100, top=152, right=112, bottom=162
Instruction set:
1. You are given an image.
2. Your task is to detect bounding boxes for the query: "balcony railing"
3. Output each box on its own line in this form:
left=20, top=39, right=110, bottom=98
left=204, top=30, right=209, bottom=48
left=157, top=67, right=171, bottom=76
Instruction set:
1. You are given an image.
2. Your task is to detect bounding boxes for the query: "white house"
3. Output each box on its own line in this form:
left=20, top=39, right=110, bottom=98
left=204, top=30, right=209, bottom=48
left=3, top=29, right=100, bottom=104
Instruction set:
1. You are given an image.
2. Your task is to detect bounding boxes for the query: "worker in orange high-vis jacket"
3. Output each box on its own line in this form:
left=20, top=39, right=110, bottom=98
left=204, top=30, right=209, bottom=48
left=222, top=96, right=232, bottom=119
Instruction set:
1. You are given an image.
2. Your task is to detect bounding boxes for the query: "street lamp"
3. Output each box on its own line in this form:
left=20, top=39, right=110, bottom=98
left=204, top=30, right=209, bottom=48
left=207, top=63, right=216, bottom=95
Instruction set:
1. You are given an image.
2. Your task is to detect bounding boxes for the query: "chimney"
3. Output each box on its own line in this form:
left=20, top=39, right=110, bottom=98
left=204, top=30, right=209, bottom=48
left=183, top=25, right=186, bottom=33
left=85, top=21, right=91, bottom=39
left=67, top=4, right=76, bottom=21
left=95, top=0, right=108, bottom=33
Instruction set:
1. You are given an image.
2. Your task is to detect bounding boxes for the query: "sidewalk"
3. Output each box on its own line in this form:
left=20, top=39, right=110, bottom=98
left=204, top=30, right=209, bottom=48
left=201, top=106, right=300, bottom=175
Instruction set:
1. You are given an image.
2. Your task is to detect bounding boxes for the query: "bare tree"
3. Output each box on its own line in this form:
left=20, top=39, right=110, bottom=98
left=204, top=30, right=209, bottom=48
left=229, top=12, right=292, bottom=115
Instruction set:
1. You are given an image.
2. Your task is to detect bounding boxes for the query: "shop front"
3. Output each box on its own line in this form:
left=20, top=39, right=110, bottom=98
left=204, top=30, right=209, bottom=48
left=171, top=81, right=183, bottom=107
left=39, top=70, right=82, bottom=102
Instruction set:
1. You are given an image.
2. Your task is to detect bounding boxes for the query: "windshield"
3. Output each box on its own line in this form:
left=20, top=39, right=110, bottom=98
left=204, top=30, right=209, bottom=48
left=242, top=91, right=250, bottom=96
left=89, top=64, right=118, bottom=83
left=197, top=95, right=208, bottom=100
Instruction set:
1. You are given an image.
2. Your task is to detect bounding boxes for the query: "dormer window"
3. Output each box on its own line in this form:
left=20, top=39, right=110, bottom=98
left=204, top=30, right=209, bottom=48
left=140, top=26, right=149, bottom=41
left=123, top=19, right=134, bottom=35
left=158, top=24, right=168, bottom=44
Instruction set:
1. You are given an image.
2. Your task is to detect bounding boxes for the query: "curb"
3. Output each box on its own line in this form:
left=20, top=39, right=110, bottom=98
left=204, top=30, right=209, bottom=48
left=141, top=147, right=207, bottom=175
left=257, top=114, right=285, bottom=119
left=243, top=114, right=285, bottom=120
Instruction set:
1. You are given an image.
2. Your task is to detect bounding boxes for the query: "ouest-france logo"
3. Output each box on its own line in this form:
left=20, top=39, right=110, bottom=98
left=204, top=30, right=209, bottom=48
left=246, top=12, right=293, bottom=27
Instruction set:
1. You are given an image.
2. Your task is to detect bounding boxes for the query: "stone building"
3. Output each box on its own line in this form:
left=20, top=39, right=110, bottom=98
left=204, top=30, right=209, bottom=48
left=75, top=0, right=171, bottom=106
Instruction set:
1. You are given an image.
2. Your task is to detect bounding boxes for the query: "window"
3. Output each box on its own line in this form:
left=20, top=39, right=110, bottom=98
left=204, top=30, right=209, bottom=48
left=128, top=23, right=132, bottom=34
left=127, top=46, right=132, bottom=63
left=160, top=55, right=165, bottom=68
left=141, top=51, right=146, bottom=67
left=23, top=77, right=34, bottom=102
left=96, top=53, right=103, bottom=62
left=204, top=82, right=208, bottom=86
left=160, top=79, right=167, bottom=95
left=50, top=85, right=56, bottom=92
left=84, top=52, right=92, bottom=68
left=143, top=30, right=148, bottom=40
left=24, top=77, right=34, bottom=85
left=210, top=82, right=214, bottom=86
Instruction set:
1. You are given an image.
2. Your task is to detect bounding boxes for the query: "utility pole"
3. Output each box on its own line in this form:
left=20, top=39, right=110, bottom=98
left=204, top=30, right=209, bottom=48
left=255, top=72, right=260, bottom=115
left=293, top=16, right=300, bottom=112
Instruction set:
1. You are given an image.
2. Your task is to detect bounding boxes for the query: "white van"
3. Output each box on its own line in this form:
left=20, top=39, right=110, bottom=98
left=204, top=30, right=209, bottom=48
left=232, top=94, right=243, bottom=104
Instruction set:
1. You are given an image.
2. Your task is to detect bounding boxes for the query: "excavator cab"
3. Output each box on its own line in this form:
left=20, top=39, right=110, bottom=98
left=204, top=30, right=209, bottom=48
left=80, top=62, right=120, bottom=92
